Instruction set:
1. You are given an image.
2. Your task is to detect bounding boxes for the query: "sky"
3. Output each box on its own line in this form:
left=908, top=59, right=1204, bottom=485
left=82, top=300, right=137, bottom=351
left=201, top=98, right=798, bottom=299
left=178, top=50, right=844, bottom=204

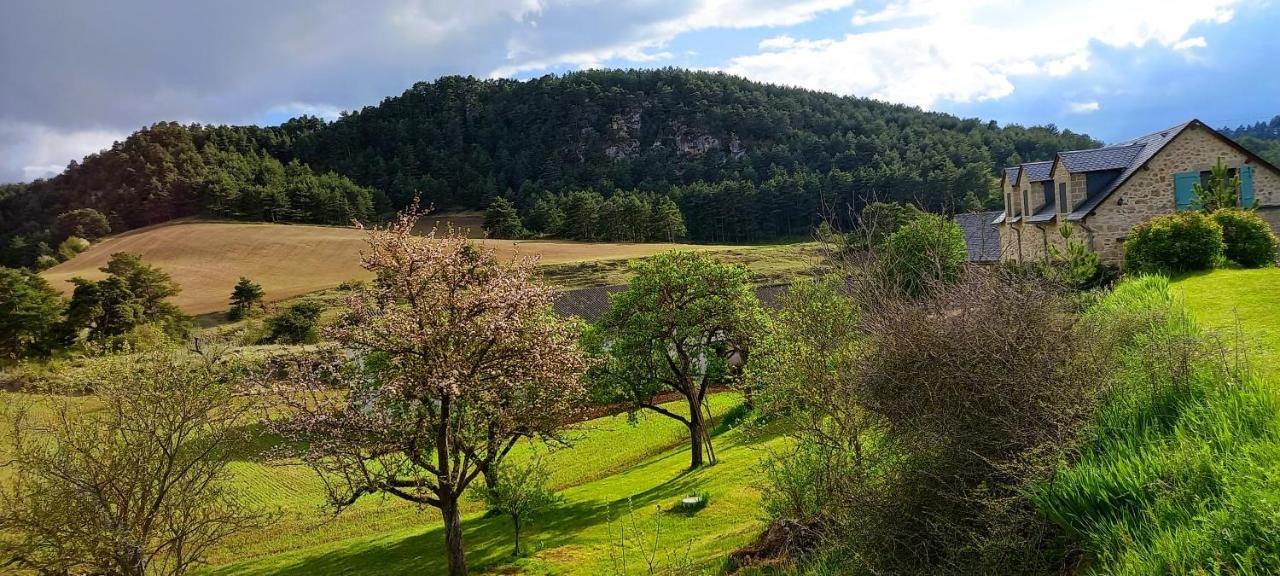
left=2, top=0, right=1278, bottom=183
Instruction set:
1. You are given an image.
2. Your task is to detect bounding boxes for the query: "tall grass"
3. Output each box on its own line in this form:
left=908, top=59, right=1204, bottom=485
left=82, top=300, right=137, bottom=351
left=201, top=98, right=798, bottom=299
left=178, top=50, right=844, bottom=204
left=1032, top=275, right=1280, bottom=575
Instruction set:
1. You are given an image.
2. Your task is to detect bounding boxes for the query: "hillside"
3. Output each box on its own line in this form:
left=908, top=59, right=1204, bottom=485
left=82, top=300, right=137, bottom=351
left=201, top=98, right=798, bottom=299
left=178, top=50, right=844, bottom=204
left=1220, top=115, right=1280, bottom=166
left=38, top=219, right=752, bottom=315
left=1, top=69, right=1102, bottom=268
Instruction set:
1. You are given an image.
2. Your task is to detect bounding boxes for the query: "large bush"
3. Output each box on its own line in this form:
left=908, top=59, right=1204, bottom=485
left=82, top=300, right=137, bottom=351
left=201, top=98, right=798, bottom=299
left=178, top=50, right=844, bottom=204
left=877, top=213, right=967, bottom=297
left=1212, top=208, right=1277, bottom=268
left=1122, top=212, right=1224, bottom=274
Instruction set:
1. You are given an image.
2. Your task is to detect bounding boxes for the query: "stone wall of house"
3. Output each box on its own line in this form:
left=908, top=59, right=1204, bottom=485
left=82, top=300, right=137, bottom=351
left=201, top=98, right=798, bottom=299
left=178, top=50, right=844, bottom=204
left=1022, top=174, right=1046, bottom=216
left=1084, top=124, right=1280, bottom=262
left=1068, top=172, right=1088, bottom=212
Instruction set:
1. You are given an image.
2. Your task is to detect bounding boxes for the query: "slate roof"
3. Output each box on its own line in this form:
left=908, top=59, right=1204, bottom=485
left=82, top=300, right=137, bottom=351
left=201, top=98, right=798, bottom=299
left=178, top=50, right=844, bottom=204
left=1067, top=121, right=1192, bottom=220
left=1057, top=144, right=1145, bottom=174
left=552, top=283, right=791, bottom=324
left=1021, top=160, right=1054, bottom=182
left=1003, top=166, right=1021, bottom=184
left=953, top=211, right=1003, bottom=262
left=1025, top=200, right=1057, bottom=223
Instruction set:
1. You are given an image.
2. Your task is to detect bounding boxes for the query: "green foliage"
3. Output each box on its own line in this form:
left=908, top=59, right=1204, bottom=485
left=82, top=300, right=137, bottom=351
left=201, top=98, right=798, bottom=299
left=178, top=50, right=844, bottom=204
left=264, top=301, right=322, bottom=344
left=1044, top=224, right=1111, bottom=289
left=1031, top=276, right=1280, bottom=575
left=598, top=250, right=766, bottom=468
left=1211, top=208, right=1277, bottom=268
left=483, top=197, right=525, bottom=239
left=1122, top=212, right=1225, bottom=274
left=854, top=201, right=923, bottom=248
left=471, top=458, right=561, bottom=557
left=0, top=122, right=373, bottom=268
left=0, top=267, right=65, bottom=362
left=56, top=235, right=90, bottom=261
left=1221, top=117, right=1280, bottom=166
left=1191, top=158, right=1242, bottom=212
left=876, top=213, right=967, bottom=297
left=64, top=252, right=187, bottom=342
left=54, top=208, right=110, bottom=241
left=228, top=277, right=266, bottom=320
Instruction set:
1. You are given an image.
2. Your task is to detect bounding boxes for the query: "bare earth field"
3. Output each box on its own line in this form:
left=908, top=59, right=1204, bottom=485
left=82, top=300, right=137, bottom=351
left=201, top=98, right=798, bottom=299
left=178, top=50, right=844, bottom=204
left=41, top=219, right=751, bottom=315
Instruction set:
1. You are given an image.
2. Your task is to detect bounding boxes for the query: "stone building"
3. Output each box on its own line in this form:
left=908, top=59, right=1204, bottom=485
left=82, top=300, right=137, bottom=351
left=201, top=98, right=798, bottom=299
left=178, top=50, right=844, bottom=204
left=995, top=120, right=1280, bottom=264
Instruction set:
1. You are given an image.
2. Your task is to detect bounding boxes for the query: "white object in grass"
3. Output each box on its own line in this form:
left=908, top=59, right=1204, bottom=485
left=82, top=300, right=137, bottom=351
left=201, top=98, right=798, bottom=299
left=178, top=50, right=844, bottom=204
left=681, top=496, right=702, bottom=506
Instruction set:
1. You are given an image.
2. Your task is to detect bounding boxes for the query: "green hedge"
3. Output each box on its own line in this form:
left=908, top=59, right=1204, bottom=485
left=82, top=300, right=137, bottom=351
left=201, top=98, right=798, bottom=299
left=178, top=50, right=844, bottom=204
left=1122, top=212, right=1224, bottom=274
left=1212, top=209, right=1278, bottom=268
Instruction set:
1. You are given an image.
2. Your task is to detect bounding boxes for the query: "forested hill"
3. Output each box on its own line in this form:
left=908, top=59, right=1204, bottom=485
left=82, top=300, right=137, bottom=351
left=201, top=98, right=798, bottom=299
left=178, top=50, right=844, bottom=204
left=1, top=68, right=1102, bottom=268
left=1221, top=116, right=1280, bottom=166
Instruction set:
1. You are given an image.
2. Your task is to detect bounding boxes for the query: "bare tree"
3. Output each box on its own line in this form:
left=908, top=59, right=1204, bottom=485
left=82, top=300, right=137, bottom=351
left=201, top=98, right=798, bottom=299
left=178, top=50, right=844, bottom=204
left=266, top=206, right=588, bottom=576
left=0, top=349, right=267, bottom=576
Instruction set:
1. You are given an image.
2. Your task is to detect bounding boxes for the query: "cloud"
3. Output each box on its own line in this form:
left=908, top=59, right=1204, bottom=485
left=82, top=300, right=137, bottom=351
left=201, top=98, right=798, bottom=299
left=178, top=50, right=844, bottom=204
left=0, top=120, right=125, bottom=183
left=488, top=0, right=854, bottom=77
left=1173, top=36, right=1209, bottom=50
left=721, top=0, right=1242, bottom=108
left=1067, top=101, right=1101, bottom=114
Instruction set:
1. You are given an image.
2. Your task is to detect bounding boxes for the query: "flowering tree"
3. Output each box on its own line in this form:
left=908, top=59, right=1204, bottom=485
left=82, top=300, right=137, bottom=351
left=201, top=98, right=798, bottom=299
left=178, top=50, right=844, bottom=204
left=267, top=207, right=588, bottom=576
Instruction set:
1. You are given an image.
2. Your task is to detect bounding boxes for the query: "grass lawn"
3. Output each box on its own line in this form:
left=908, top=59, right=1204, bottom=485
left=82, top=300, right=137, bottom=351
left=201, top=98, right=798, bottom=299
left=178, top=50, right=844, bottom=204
left=1171, top=267, right=1280, bottom=380
left=198, top=393, right=780, bottom=575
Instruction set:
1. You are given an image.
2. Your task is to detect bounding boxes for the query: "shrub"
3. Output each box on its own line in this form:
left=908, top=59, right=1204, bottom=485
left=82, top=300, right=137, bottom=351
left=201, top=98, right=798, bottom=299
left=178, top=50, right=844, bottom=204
left=876, top=213, right=967, bottom=297
left=1122, top=212, right=1224, bottom=274
left=1212, top=209, right=1277, bottom=267
left=1045, top=224, right=1113, bottom=290
left=264, top=301, right=323, bottom=344
left=56, top=235, right=90, bottom=261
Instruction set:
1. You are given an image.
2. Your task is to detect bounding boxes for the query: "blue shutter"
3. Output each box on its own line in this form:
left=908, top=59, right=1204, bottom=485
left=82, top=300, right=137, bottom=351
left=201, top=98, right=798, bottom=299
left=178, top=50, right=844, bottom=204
left=1174, top=171, right=1199, bottom=211
left=1240, top=165, right=1255, bottom=208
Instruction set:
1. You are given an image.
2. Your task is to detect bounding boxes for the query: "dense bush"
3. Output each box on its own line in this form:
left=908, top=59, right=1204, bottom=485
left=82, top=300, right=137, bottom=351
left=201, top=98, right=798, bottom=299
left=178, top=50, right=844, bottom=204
left=1212, top=208, right=1277, bottom=267
left=750, top=270, right=1099, bottom=575
left=876, top=213, right=967, bottom=297
left=264, top=302, right=323, bottom=344
left=1031, top=276, right=1280, bottom=575
left=0, top=267, right=65, bottom=362
left=1122, top=212, right=1224, bottom=274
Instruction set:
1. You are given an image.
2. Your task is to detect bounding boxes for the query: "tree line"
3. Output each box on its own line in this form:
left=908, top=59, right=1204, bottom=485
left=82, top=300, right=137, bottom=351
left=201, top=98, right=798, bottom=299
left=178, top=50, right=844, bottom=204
left=2, top=69, right=1102, bottom=267
left=1221, top=114, right=1280, bottom=166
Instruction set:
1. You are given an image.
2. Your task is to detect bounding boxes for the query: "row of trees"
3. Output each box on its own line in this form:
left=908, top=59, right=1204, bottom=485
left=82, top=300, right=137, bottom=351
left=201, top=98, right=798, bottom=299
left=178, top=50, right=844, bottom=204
left=0, top=122, right=374, bottom=269
left=0, top=253, right=188, bottom=363
left=487, top=190, right=687, bottom=242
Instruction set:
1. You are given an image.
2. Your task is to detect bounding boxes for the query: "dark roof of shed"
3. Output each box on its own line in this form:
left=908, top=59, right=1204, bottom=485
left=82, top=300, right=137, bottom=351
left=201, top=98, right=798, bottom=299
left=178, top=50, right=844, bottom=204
left=552, top=283, right=791, bottom=324
left=953, top=211, right=1003, bottom=262
left=1021, top=160, right=1054, bottom=182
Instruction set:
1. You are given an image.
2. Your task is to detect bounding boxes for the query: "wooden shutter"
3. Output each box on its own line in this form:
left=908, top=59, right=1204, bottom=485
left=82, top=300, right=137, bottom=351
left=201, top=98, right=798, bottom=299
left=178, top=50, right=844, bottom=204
left=1174, top=171, right=1199, bottom=211
left=1240, top=165, right=1255, bottom=208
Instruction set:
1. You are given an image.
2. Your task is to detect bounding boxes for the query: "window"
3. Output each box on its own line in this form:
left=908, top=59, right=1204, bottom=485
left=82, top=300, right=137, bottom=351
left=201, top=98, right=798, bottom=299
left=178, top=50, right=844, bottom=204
left=1005, top=192, right=1013, bottom=218
left=1058, top=182, right=1068, bottom=213
left=1022, top=190, right=1030, bottom=216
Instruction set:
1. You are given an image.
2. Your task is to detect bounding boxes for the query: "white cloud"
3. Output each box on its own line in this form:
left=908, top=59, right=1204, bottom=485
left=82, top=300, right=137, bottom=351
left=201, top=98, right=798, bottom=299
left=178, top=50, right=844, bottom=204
left=1068, top=100, right=1101, bottom=114
left=721, top=0, right=1242, bottom=108
left=489, top=0, right=854, bottom=77
left=1173, top=36, right=1208, bottom=50
left=0, top=120, right=125, bottom=183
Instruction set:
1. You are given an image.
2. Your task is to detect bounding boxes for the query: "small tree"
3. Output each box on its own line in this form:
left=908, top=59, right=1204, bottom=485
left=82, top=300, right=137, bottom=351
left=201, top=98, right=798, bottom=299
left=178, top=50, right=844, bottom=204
left=876, top=213, right=967, bottom=298
left=267, top=206, right=587, bottom=576
left=0, top=267, right=66, bottom=362
left=473, top=457, right=561, bottom=557
left=484, top=197, right=526, bottom=239
left=0, top=350, right=267, bottom=575
left=55, top=208, right=111, bottom=241
left=597, top=251, right=766, bottom=469
left=227, top=277, right=265, bottom=320
left=64, top=252, right=186, bottom=341
left=649, top=196, right=687, bottom=242
left=263, top=301, right=322, bottom=344
left=1192, top=159, right=1242, bottom=212
left=1044, top=224, right=1109, bottom=289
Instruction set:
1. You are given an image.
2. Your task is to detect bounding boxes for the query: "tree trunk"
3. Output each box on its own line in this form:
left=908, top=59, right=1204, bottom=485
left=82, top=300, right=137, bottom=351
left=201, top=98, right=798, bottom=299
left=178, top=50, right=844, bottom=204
left=441, top=494, right=469, bottom=576
left=513, top=515, right=522, bottom=557
left=687, top=395, right=705, bottom=469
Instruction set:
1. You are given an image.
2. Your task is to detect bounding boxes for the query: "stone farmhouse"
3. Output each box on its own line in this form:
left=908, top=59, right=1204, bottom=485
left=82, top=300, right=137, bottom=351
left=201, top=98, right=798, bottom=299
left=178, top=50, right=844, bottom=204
left=995, top=119, right=1280, bottom=264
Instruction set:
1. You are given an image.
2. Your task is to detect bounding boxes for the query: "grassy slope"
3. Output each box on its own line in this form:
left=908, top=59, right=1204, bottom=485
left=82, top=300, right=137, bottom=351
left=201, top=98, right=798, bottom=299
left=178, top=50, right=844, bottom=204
left=1172, top=267, right=1280, bottom=380
left=200, top=394, right=780, bottom=575
left=41, top=219, right=801, bottom=315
